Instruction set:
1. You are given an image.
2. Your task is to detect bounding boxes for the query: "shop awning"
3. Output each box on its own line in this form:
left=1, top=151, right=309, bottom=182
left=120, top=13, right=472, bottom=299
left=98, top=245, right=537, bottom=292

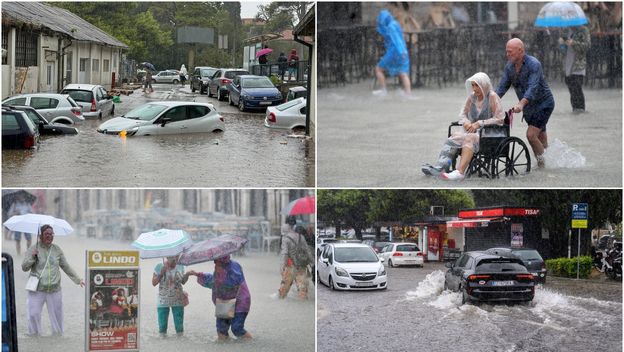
left=446, top=217, right=506, bottom=228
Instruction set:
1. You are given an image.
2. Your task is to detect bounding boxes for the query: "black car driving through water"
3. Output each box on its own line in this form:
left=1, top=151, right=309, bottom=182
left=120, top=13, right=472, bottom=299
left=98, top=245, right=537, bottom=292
left=486, top=248, right=547, bottom=283
left=444, top=251, right=535, bottom=304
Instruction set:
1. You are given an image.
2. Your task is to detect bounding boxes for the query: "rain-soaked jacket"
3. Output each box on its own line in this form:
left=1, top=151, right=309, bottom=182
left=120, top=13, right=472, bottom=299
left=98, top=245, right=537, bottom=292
left=22, top=242, right=82, bottom=293
left=376, top=10, right=409, bottom=76
left=450, top=72, right=505, bottom=152
left=197, top=255, right=251, bottom=313
left=561, top=25, right=590, bottom=76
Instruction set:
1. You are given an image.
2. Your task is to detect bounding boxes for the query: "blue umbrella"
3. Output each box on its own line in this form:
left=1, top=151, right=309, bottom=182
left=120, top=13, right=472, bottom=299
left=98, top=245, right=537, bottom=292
left=140, top=62, right=156, bottom=71
left=535, top=2, right=588, bottom=27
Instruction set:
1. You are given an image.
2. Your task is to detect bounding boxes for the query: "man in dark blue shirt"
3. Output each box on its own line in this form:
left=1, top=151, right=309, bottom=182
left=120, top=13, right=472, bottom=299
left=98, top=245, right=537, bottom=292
left=496, top=38, right=555, bottom=168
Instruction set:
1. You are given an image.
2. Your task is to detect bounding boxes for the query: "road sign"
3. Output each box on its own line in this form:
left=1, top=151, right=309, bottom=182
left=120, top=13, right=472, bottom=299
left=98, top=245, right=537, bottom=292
left=572, top=203, right=588, bottom=229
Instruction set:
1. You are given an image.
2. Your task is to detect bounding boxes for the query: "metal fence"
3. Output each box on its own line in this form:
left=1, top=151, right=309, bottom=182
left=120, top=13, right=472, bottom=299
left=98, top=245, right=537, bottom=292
left=249, top=60, right=309, bottom=83
left=318, top=24, right=622, bottom=89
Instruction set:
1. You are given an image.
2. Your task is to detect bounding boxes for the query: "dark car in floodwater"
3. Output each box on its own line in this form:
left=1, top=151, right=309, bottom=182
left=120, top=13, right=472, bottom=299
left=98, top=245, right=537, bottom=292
left=2, top=106, right=40, bottom=149
left=10, top=106, right=78, bottom=135
left=444, top=251, right=535, bottom=304
left=486, top=247, right=547, bottom=283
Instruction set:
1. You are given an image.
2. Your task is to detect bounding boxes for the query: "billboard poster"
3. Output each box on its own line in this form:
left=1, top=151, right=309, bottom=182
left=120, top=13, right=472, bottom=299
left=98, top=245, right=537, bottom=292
left=511, top=223, right=524, bottom=248
left=86, top=251, right=140, bottom=352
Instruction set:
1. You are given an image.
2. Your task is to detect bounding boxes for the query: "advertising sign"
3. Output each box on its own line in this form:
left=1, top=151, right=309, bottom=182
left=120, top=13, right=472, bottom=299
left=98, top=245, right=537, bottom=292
left=511, top=223, right=524, bottom=248
left=86, top=251, right=140, bottom=352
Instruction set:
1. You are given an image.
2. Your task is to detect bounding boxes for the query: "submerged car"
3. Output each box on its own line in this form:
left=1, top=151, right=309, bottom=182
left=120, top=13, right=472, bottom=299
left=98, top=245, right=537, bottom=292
left=485, top=247, right=547, bottom=283
left=378, top=242, right=424, bottom=267
left=264, top=97, right=306, bottom=130
left=317, top=243, right=387, bottom=290
left=228, top=75, right=282, bottom=111
left=97, top=101, right=224, bottom=136
left=444, top=251, right=535, bottom=304
left=2, top=93, right=84, bottom=124
left=2, top=107, right=40, bottom=149
left=9, top=106, right=78, bottom=135
left=61, top=84, right=115, bottom=119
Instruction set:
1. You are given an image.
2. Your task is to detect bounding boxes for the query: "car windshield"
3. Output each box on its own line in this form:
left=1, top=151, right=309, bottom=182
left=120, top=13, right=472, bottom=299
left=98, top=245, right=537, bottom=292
left=241, top=77, right=274, bottom=88
left=512, top=250, right=543, bottom=261
left=334, top=247, right=379, bottom=263
left=201, top=69, right=216, bottom=77
left=276, top=98, right=304, bottom=111
left=62, top=89, right=93, bottom=103
left=123, top=104, right=168, bottom=121
left=396, top=244, right=419, bottom=252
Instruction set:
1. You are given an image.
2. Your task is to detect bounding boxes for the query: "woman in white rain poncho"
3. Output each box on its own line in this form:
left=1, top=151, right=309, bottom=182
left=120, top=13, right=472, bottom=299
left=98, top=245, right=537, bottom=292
left=422, top=72, right=505, bottom=181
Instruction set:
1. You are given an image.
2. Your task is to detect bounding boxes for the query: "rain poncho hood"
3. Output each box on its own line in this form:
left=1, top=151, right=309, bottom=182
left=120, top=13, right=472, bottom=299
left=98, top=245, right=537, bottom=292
left=376, top=10, right=407, bottom=56
left=464, top=72, right=493, bottom=99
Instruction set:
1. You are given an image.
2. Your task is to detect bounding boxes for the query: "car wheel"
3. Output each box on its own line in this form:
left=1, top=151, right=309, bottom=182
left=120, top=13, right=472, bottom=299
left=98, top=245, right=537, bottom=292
left=173, top=79, right=179, bottom=85
left=238, top=98, right=245, bottom=112
left=389, top=259, right=396, bottom=268
left=200, top=86, right=205, bottom=95
left=98, top=112, right=102, bottom=120
left=228, top=94, right=234, bottom=106
left=207, top=87, right=213, bottom=97
left=328, top=276, right=335, bottom=291
left=461, top=287, right=469, bottom=304
left=110, top=104, right=115, bottom=116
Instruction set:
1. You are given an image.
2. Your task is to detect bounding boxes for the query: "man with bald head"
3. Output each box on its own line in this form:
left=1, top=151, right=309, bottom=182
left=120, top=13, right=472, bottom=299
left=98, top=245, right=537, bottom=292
left=496, top=38, right=555, bottom=168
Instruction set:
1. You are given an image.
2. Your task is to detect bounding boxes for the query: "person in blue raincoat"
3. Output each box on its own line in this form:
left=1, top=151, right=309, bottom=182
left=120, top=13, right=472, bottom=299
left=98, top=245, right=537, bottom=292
left=374, top=10, right=412, bottom=97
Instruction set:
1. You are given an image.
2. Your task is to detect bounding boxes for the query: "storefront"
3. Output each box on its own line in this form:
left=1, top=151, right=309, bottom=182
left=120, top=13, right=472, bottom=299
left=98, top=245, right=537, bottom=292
left=407, top=216, right=458, bottom=262
left=447, top=206, right=542, bottom=252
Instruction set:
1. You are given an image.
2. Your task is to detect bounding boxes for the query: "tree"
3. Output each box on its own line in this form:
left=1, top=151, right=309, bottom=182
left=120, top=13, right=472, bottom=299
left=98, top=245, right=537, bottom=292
left=256, top=2, right=312, bottom=33
left=317, top=190, right=372, bottom=239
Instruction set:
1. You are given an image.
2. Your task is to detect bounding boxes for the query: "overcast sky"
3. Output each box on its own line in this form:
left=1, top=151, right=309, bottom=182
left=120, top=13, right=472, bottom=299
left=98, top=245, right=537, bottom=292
left=240, top=1, right=272, bottom=19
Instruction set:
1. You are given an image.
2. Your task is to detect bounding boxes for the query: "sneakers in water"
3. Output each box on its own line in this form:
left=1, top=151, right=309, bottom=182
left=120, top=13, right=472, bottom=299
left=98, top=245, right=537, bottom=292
left=372, top=89, right=388, bottom=97
left=441, top=170, right=465, bottom=181
left=536, top=154, right=545, bottom=168
left=398, top=90, right=418, bottom=101
left=421, top=164, right=444, bottom=177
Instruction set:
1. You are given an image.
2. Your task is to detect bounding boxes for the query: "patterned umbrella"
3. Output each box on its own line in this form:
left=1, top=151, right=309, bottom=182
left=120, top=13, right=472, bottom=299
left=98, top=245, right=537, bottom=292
left=131, top=229, right=192, bottom=259
left=281, top=196, right=315, bottom=215
left=178, top=234, right=247, bottom=265
left=535, top=2, right=588, bottom=27
left=3, top=214, right=73, bottom=236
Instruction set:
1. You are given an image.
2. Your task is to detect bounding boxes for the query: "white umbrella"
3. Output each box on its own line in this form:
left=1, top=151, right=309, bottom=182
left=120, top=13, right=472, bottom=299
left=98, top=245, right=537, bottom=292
left=131, top=229, right=193, bottom=259
left=535, top=2, right=588, bottom=27
left=3, top=213, right=74, bottom=236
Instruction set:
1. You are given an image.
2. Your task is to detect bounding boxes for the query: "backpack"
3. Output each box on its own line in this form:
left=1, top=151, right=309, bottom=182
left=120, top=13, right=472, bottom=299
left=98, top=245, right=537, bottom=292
left=288, top=234, right=310, bottom=267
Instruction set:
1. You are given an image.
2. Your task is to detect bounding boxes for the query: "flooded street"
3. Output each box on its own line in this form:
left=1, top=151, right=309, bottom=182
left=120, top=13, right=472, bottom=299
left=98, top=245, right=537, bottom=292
left=317, top=83, right=622, bottom=187
left=318, top=263, right=622, bottom=352
left=2, top=84, right=315, bottom=187
left=4, top=235, right=315, bottom=352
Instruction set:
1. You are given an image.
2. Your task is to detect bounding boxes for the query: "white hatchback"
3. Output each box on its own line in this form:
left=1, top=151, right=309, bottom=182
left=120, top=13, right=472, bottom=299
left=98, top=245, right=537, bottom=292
left=264, top=97, right=306, bottom=130
left=317, top=243, right=387, bottom=290
left=378, top=242, right=424, bottom=267
left=97, top=101, right=224, bottom=136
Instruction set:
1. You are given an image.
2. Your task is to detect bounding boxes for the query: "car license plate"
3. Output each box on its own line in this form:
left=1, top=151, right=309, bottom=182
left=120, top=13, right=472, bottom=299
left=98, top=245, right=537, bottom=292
left=353, top=282, right=374, bottom=287
left=259, top=101, right=272, bottom=105
left=491, top=280, right=515, bottom=286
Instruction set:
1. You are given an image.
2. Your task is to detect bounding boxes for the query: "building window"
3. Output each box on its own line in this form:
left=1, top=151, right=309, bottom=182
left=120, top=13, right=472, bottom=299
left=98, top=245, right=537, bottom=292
left=80, top=58, right=87, bottom=72
left=65, top=52, right=72, bottom=85
left=15, top=29, right=38, bottom=67
left=2, top=27, right=8, bottom=65
left=103, top=59, right=109, bottom=72
left=92, top=59, right=99, bottom=72
left=46, top=64, right=52, bottom=85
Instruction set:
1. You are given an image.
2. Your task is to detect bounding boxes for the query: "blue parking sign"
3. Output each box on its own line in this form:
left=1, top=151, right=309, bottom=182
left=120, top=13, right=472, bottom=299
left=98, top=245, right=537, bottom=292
left=572, top=203, right=588, bottom=229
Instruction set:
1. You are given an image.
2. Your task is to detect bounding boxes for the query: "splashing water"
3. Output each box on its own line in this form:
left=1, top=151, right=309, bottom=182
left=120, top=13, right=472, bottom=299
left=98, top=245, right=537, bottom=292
left=405, top=270, right=446, bottom=299
left=543, top=138, right=586, bottom=168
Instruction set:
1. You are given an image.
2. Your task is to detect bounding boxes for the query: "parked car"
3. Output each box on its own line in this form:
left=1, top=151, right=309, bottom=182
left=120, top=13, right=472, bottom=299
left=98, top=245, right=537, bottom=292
left=264, top=97, right=306, bottom=130
left=208, top=68, right=249, bottom=101
left=317, top=243, right=387, bottom=290
left=378, top=242, right=424, bottom=267
left=2, top=107, right=40, bottom=149
left=61, top=84, right=115, bottom=119
left=444, top=251, right=535, bottom=304
left=372, top=241, right=392, bottom=254
left=152, top=70, right=180, bottom=84
left=285, top=85, right=307, bottom=102
left=228, top=75, right=282, bottom=112
left=190, top=66, right=218, bottom=94
left=2, top=93, right=83, bottom=124
left=97, top=101, right=224, bottom=136
left=485, top=248, right=547, bottom=283
left=9, top=106, right=78, bottom=135
left=316, top=237, right=339, bottom=257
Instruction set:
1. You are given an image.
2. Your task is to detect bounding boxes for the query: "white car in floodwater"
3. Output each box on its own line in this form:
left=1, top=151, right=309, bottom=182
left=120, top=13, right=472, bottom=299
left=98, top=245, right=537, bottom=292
left=97, top=101, right=224, bottom=136
left=264, top=97, right=306, bottom=130
left=317, top=243, right=387, bottom=290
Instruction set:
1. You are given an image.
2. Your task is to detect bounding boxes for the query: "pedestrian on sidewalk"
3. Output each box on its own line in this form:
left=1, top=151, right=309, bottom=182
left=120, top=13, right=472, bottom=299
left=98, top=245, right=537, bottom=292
left=559, top=25, right=590, bottom=113
left=179, top=64, right=188, bottom=86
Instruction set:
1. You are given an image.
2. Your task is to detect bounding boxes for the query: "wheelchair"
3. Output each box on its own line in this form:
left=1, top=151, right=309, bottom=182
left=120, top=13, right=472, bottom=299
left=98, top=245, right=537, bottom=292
left=447, top=110, right=531, bottom=178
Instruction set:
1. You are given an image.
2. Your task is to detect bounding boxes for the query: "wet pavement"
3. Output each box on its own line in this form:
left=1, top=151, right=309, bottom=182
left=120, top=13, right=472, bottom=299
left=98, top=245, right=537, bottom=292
left=317, top=82, right=622, bottom=187
left=2, top=83, right=315, bottom=187
left=317, top=262, right=622, bottom=352
left=4, top=235, right=315, bottom=352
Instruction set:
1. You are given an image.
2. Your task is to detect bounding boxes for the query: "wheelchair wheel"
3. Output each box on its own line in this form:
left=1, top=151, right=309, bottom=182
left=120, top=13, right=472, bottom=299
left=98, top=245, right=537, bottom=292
left=492, top=137, right=531, bottom=177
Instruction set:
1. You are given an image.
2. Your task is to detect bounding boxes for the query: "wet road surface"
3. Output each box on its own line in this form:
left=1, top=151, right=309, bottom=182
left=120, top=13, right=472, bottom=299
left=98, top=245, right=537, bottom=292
left=3, top=84, right=315, bottom=187
left=317, top=262, right=622, bottom=352
left=317, top=83, right=622, bottom=187
left=5, top=235, right=315, bottom=352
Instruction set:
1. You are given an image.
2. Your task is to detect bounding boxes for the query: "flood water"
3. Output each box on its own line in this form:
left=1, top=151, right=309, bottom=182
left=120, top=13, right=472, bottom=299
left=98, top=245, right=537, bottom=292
left=2, top=84, right=315, bottom=187
left=318, top=263, right=622, bottom=352
left=317, top=82, right=622, bottom=187
left=4, top=235, right=315, bottom=352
